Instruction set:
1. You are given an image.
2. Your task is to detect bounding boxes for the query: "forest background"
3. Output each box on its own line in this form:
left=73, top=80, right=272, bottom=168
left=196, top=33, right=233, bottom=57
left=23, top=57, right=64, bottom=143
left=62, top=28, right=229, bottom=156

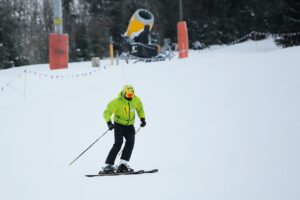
left=0, top=0, right=299, bottom=69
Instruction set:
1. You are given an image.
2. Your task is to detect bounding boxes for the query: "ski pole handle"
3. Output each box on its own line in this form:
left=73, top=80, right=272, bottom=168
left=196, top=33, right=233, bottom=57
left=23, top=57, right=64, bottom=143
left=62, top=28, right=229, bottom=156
left=69, top=129, right=110, bottom=166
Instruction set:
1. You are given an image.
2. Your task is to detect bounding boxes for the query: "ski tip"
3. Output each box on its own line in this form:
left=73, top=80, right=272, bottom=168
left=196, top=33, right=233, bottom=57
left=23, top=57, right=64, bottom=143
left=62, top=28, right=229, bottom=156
left=146, top=169, right=159, bottom=173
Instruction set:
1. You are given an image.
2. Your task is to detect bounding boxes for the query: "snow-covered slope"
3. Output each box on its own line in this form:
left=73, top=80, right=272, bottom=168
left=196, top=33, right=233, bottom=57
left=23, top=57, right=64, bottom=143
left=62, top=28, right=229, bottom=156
left=1, top=38, right=299, bottom=200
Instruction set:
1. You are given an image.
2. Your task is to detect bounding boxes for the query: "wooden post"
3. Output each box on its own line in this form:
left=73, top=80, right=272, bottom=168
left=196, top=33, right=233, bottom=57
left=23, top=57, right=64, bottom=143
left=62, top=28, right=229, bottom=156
left=110, top=36, right=114, bottom=65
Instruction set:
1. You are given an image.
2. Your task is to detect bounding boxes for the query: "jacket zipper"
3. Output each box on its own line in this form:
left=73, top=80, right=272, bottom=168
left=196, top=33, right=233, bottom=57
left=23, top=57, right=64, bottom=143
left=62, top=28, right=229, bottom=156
left=127, top=102, right=131, bottom=125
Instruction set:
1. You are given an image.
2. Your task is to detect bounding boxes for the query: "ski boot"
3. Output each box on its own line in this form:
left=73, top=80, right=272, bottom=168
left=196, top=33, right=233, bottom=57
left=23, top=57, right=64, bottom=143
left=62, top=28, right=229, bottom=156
left=99, top=164, right=116, bottom=174
left=117, top=164, right=134, bottom=173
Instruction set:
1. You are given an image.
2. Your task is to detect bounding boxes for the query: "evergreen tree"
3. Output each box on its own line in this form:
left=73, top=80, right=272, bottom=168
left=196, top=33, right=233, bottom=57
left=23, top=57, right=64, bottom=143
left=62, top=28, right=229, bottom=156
left=0, top=1, right=25, bottom=69
left=86, top=0, right=113, bottom=58
left=1, top=0, right=300, bottom=69
left=276, top=0, right=300, bottom=47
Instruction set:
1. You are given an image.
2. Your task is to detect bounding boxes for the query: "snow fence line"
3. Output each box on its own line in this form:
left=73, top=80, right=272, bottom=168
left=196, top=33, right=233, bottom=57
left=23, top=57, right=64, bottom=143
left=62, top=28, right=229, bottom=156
left=2, top=30, right=300, bottom=93
left=199, top=30, right=300, bottom=52
left=0, top=73, right=24, bottom=93
left=0, top=65, right=111, bottom=93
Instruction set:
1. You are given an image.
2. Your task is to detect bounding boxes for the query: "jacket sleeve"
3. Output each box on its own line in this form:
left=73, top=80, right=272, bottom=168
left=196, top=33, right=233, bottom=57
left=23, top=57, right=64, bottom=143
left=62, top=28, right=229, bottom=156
left=103, top=100, right=117, bottom=122
left=135, top=97, right=145, bottom=119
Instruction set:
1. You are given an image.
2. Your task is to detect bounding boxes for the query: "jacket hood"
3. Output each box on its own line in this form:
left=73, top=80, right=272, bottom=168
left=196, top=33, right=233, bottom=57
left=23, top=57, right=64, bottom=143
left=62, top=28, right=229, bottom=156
left=118, top=84, right=135, bottom=100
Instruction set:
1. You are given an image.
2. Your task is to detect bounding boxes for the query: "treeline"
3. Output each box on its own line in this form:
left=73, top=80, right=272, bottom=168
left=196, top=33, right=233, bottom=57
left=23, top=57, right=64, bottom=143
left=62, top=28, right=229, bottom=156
left=0, top=0, right=299, bottom=69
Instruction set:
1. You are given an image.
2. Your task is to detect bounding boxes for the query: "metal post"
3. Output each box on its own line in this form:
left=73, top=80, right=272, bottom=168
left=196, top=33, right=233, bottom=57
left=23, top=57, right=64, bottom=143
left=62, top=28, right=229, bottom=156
left=24, top=69, right=27, bottom=100
left=53, top=0, right=63, bottom=34
left=179, top=0, right=183, bottom=21
left=116, top=51, right=119, bottom=65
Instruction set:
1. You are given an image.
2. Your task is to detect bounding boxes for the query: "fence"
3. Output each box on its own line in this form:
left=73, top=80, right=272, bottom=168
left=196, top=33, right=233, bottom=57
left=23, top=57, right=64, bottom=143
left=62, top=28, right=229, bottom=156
left=0, top=65, right=110, bottom=94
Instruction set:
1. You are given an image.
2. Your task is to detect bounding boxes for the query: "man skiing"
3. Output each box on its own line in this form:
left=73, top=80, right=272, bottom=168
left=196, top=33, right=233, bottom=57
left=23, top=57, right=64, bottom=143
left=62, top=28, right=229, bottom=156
left=100, top=84, right=146, bottom=174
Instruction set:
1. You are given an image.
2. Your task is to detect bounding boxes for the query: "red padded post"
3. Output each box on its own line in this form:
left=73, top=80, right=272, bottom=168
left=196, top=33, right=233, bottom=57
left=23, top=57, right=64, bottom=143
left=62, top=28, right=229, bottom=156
left=177, top=21, right=189, bottom=58
left=49, top=33, right=69, bottom=70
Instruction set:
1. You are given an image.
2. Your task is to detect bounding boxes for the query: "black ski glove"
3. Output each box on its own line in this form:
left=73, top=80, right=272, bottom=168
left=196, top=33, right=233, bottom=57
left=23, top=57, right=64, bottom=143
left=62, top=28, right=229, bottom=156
left=107, top=121, right=114, bottom=130
left=140, top=118, right=146, bottom=127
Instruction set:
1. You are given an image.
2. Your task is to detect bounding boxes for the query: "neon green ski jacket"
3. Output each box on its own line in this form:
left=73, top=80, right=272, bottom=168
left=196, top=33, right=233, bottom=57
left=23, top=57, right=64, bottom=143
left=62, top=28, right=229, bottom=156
left=103, top=91, right=145, bottom=126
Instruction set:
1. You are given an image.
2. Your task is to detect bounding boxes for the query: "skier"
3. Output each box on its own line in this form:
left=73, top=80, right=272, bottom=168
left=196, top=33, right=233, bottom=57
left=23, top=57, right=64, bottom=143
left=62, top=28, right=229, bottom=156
left=100, top=84, right=146, bottom=174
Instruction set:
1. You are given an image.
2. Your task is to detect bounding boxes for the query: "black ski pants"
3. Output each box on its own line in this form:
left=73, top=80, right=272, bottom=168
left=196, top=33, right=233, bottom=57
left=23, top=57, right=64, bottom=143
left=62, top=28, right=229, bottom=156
left=105, top=123, right=135, bottom=165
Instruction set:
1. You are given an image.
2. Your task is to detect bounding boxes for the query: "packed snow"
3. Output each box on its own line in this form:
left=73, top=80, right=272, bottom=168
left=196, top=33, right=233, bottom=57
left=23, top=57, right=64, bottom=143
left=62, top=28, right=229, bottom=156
left=0, top=38, right=299, bottom=200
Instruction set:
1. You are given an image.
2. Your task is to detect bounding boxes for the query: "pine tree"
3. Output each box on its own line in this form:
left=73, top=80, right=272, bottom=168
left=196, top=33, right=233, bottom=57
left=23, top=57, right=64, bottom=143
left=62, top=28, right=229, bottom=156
left=276, top=0, right=300, bottom=47
left=0, top=1, right=24, bottom=69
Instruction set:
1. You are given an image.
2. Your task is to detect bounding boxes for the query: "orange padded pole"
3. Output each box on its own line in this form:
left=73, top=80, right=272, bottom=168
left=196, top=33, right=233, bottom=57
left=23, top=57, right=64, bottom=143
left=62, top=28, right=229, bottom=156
left=177, top=21, right=189, bottom=58
left=49, top=33, right=69, bottom=70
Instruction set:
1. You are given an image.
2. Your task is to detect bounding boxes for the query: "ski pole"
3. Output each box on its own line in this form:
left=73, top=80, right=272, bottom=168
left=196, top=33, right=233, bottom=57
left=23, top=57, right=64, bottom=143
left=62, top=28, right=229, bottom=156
left=117, top=126, right=142, bottom=157
left=135, top=126, right=142, bottom=136
left=69, top=129, right=110, bottom=166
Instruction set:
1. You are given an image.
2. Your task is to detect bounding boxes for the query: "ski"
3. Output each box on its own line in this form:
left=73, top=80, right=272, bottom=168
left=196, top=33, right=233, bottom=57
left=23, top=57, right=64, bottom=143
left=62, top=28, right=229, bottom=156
left=85, top=169, right=158, bottom=177
left=140, top=169, right=158, bottom=174
left=86, top=170, right=143, bottom=177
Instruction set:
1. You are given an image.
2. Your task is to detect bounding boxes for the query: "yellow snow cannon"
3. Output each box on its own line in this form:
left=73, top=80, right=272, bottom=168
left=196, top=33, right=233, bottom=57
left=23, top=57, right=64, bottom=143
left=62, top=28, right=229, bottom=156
left=124, top=9, right=154, bottom=43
